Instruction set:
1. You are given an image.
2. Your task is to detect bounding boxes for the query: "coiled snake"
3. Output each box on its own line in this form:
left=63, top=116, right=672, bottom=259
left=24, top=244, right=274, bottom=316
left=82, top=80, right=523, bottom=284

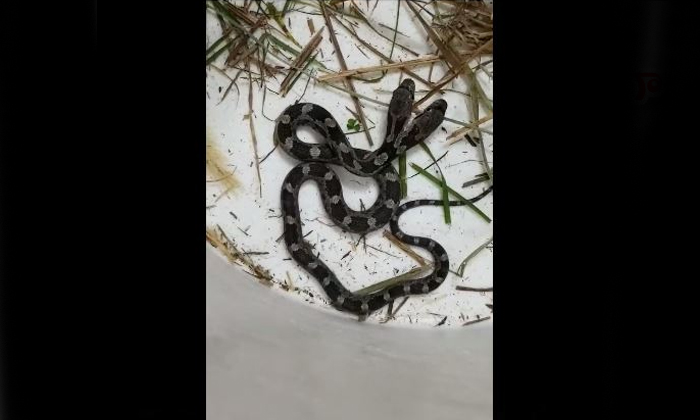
left=276, top=79, right=489, bottom=316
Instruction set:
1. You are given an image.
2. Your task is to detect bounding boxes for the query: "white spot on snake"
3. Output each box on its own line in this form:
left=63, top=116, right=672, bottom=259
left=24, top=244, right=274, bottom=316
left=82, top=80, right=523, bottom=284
left=397, top=145, right=406, bottom=154
left=338, top=143, right=350, bottom=154
left=384, top=172, right=398, bottom=182
left=384, top=199, right=396, bottom=209
left=324, top=117, right=336, bottom=128
left=324, top=171, right=334, bottom=180
left=308, top=261, right=318, bottom=269
left=284, top=137, right=293, bottom=150
left=435, top=276, right=444, bottom=284
left=413, top=238, right=419, bottom=245
left=367, top=217, right=377, bottom=228
left=290, top=243, right=300, bottom=252
left=428, top=241, right=436, bottom=250
left=395, top=231, right=404, bottom=239
left=353, top=161, right=362, bottom=171
left=310, top=146, right=321, bottom=158
left=330, top=195, right=341, bottom=204
left=421, top=283, right=429, bottom=293
left=337, top=294, right=346, bottom=304
left=361, top=302, right=369, bottom=312
left=322, top=276, right=331, bottom=286
left=383, top=291, right=391, bottom=301
left=284, top=183, right=294, bottom=193
left=403, top=283, right=411, bottom=293
left=280, top=114, right=291, bottom=124
left=342, top=216, right=352, bottom=225
left=284, top=216, right=296, bottom=224
left=302, top=165, right=311, bottom=175
left=301, top=103, right=313, bottom=114
left=440, top=253, right=448, bottom=262
left=391, top=215, right=398, bottom=221
left=373, top=153, right=389, bottom=166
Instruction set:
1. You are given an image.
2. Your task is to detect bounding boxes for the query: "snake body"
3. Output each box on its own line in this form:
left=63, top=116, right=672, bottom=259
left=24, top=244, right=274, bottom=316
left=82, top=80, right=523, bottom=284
left=277, top=79, right=488, bottom=316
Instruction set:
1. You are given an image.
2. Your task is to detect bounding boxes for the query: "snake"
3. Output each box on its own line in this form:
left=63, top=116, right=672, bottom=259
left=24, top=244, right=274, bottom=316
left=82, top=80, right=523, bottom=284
left=276, top=79, right=490, bottom=316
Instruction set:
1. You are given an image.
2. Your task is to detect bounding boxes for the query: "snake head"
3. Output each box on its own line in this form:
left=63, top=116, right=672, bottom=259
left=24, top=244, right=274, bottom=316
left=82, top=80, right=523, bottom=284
left=388, top=79, right=415, bottom=116
left=408, top=99, right=447, bottom=144
left=386, top=79, right=416, bottom=142
left=398, top=79, right=415, bottom=98
left=424, top=98, right=447, bottom=115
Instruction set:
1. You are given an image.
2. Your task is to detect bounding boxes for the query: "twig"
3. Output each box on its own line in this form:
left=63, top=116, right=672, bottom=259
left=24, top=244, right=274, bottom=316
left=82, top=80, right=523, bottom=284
left=329, top=14, right=441, bottom=91
left=456, top=286, right=493, bottom=292
left=317, top=55, right=444, bottom=82
left=355, top=265, right=432, bottom=296
left=462, top=173, right=490, bottom=188
left=245, top=60, right=263, bottom=197
left=412, top=39, right=493, bottom=109
left=259, top=144, right=278, bottom=164
left=381, top=296, right=410, bottom=323
left=279, top=28, right=324, bottom=96
left=457, top=235, right=493, bottom=277
left=382, top=231, right=431, bottom=266
left=463, top=316, right=491, bottom=327
left=320, top=1, right=374, bottom=147
left=365, top=244, right=400, bottom=258
left=206, top=225, right=273, bottom=286
left=447, top=114, right=493, bottom=140
left=477, top=132, right=493, bottom=182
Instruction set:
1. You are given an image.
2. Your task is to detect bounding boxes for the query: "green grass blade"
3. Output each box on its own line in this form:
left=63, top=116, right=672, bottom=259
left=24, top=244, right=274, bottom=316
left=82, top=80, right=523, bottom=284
left=206, top=38, right=235, bottom=65
left=399, top=153, right=407, bottom=198
left=418, top=142, right=451, bottom=224
left=410, top=163, right=491, bottom=223
left=206, top=28, right=234, bottom=58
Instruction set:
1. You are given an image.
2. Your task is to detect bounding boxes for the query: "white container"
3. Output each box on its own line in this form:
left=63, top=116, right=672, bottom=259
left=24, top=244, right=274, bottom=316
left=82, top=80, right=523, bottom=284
left=207, top=246, right=493, bottom=420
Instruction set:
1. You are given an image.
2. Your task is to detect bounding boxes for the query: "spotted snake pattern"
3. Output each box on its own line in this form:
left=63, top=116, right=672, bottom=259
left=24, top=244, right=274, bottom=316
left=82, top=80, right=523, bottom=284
left=276, top=79, right=489, bottom=316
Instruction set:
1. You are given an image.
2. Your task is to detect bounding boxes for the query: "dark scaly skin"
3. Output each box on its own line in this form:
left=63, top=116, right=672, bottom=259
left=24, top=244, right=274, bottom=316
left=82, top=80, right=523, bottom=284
left=277, top=79, right=490, bottom=316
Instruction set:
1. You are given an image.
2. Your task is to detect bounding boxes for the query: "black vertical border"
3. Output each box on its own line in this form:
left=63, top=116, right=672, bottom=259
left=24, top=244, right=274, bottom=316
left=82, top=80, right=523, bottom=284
left=494, top=2, right=647, bottom=419
left=1, top=1, right=204, bottom=418
left=495, top=2, right=699, bottom=418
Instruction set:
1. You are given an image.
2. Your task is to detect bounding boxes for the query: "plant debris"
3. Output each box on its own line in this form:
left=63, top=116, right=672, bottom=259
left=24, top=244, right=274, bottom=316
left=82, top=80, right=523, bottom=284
left=206, top=0, right=494, bottom=326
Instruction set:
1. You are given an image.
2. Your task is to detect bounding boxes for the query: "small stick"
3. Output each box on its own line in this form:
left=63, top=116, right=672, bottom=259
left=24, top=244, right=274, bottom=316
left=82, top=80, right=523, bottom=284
left=317, top=55, right=444, bottom=82
left=463, top=316, right=491, bottom=327
left=456, top=286, right=493, bottom=292
left=382, top=231, right=430, bottom=266
left=447, top=114, right=493, bottom=141
left=320, top=1, right=374, bottom=147
left=279, top=28, right=324, bottom=96
left=245, top=60, right=262, bottom=197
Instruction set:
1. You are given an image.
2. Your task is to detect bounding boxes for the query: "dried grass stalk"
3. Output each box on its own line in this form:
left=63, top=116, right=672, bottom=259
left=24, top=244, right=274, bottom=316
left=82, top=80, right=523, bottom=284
left=317, top=55, right=443, bottom=82
left=382, top=231, right=431, bottom=266
left=279, top=28, right=324, bottom=97
left=320, top=1, right=374, bottom=147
